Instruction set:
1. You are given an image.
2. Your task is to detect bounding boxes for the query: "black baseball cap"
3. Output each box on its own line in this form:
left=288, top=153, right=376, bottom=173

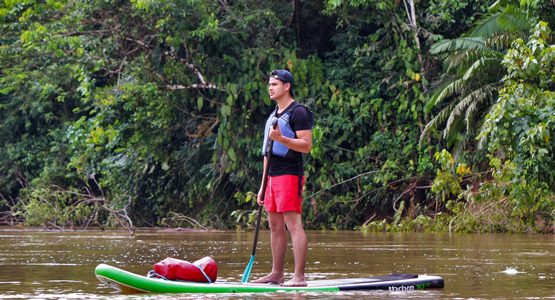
left=270, top=70, right=294, bottom=96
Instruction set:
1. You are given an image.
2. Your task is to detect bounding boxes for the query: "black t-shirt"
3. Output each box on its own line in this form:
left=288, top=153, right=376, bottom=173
left=269, top=104, right=313, bottom=176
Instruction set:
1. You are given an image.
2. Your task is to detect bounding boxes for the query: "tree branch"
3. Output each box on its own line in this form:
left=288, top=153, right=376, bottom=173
left=166, top=83, right=222, bottom=90
left=307, top=170, right=382, bottom=199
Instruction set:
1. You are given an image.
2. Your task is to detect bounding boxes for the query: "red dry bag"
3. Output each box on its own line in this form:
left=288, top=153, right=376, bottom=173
left=153, top=256, right=218, bottom=282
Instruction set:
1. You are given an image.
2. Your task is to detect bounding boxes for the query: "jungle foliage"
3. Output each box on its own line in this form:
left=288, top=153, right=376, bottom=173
left=1, top=0, right=553, bottom=233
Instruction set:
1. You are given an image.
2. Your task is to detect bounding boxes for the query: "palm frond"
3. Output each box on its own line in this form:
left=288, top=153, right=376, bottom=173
left=476, top=98, right=506, bottom=149
left=426, top=78, right=466, bottom=113
left=445, top=51, right=468, bottom=68
left=470, top=12, right=504, bottom=37
left=430, top=37, right=486, bottom=55
left=423, top=0, right=535, bottom=147
left=419, top=101, right=457, bottom=147
left=485, top=32, right=522, bottom=51
left=443, top=84, right=499, bottom=139
left=497, top=5, right=533, bottom=33
left=446, top=50, right=477, bottom=73
left=470, top=4, right=529, bottom=38
left=465, top=84, right=498, bottom=135
left=446, top=49, right=500, bottom=75
left=462, top=57, right=501, bottom=81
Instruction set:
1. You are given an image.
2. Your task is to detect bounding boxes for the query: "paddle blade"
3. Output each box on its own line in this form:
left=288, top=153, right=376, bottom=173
left=241, top=255, right=255, bottom=283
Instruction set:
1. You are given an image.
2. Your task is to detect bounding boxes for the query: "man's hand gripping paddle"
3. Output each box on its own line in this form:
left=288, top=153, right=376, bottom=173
left=241, top=117, right=278, bottom=284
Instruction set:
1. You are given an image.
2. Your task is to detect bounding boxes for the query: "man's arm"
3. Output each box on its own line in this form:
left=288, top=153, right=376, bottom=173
left=269, top=127, right=312, bottom=153
left=256, top=156, right=271, bottom=205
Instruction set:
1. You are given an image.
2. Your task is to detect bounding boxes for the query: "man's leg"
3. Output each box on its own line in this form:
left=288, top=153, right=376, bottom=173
left=252, top=212, right=286, bottom=284
left=282, top=211, right=307, bottom=286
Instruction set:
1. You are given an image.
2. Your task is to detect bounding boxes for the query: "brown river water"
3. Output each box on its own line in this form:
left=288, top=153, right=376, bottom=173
left=0, top=228, right=553, bottom=299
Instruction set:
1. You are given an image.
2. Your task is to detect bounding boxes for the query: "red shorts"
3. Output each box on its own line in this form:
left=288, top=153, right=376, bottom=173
left=264, top=175, right=305, bottom=214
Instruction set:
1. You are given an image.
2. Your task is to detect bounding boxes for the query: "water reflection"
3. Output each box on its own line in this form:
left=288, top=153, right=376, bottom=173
left=0, top=229, right=552, bottom=299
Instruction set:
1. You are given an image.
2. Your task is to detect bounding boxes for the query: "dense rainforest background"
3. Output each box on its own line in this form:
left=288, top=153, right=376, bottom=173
left=1, top=0, right=554, bottom=233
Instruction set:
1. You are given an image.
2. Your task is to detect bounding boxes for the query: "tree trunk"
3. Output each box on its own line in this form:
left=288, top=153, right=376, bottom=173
left=403, top=0, right=427, bottom=92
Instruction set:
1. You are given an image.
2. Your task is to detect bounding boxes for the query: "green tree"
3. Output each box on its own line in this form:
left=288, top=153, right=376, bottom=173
left=304, top=0, right=488, bottom=228
left=1, top=0, right=553, bottom=232
left=420, top=1, right=540, bottom=150
left=477, top=21, right=555, bottom=231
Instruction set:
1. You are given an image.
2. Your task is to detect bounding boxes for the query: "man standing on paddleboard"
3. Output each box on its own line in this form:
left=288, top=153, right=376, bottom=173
left=254, top=69, right=314, bottom=287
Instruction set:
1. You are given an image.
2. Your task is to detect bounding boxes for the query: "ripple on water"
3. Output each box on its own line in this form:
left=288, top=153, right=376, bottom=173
left=500, top=267, right=526, bottom=275
left=0, top=281, right=21, bottom=285
left=24, top=263, right=79, bottom=266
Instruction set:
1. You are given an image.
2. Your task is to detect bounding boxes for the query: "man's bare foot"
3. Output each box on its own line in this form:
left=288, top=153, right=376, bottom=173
left=252, top=273, right=284, bottom=284
left=281, top=278, right=307, bottom=287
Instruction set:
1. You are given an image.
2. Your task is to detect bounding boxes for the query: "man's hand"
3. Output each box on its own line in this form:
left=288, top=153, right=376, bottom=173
left=268, top=124, right=284, bottom=143
left=257, top=188, right=264, bottom=206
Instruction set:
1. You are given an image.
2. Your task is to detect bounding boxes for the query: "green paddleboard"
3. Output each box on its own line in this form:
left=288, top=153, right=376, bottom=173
left=95, top=264, right=444, bottom=294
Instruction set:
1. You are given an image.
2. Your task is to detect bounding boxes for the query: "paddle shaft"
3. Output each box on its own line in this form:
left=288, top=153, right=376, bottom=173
left=250, top=119, right=277, bottom=256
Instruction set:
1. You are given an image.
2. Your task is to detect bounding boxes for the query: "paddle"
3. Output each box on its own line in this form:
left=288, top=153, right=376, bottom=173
left=241, top=117, right=278, bottom=284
